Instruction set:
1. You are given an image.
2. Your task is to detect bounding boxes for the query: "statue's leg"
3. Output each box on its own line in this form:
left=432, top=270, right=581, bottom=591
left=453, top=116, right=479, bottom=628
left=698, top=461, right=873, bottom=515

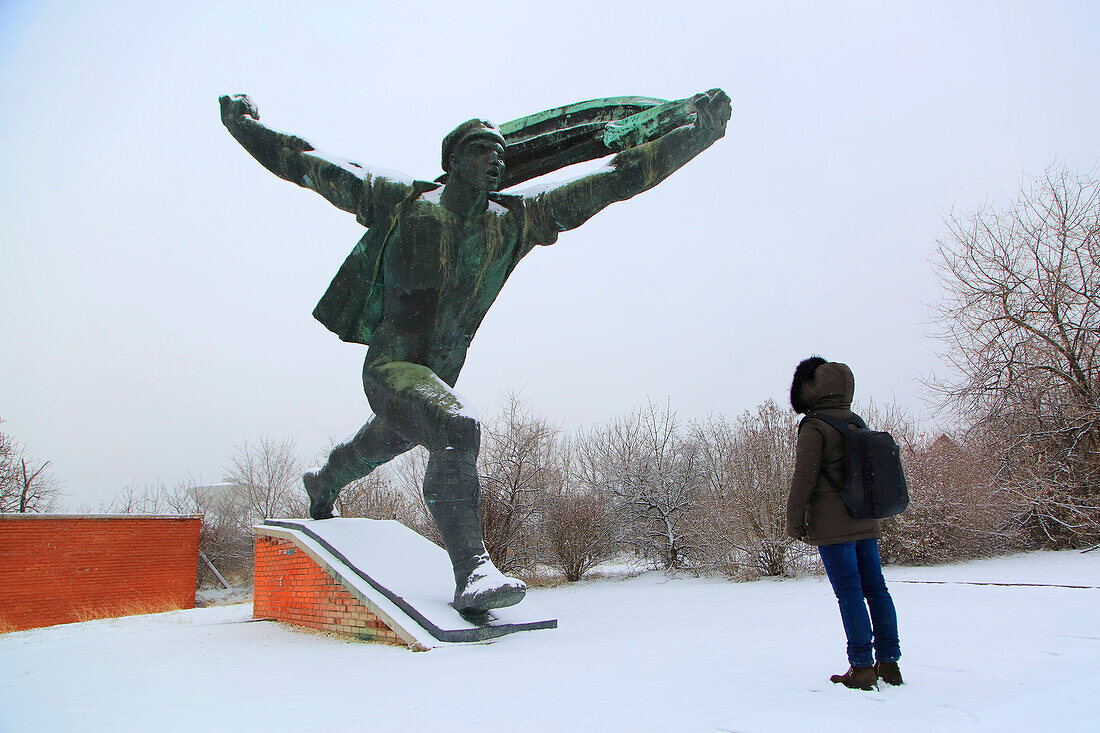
left=303, top=418, right=414, bottom=520
left=363, top=361, right=526, bottom=613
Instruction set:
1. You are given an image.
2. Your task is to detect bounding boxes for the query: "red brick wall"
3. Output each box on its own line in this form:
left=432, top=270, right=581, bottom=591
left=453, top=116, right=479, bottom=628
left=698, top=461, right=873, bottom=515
left=0, top=515, right=201, bottom=632
left=254, top=535, right=402, bottom=645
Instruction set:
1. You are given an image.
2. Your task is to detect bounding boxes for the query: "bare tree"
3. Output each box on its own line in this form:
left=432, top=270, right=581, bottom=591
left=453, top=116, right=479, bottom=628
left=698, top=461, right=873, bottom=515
left=106, top=480, right=256, bottom=585
left=540, top=489, right=623, bottom=582
left=0, top=420, right=61, bottom=513
left=176, top=483, right=252, bottom=585
left=575, top=400, right=704, bottom=571
left=880, top=430, right=1024, bottom=564
left=223, top=434, right=306, bottom=524
left=538, top=443, right=625, bottom=582
left=389, top=446, right=443, bottom=544
left=845, top=400, right=1021, bottom=563
left=477, top=394, right=563, bottom=574
left=388, top=393, right=636, bottom=580
left=332, top=469, right=421, bottom=522
left=930, top=165, right=1100, bottom=546
left=693, top=401, right=811, bottom=578
left=106, top=481, right=181, bottom=514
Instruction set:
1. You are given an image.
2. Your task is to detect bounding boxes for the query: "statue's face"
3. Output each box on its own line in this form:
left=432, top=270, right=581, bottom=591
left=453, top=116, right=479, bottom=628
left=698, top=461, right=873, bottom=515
left=451, top=136, right=505, bottom=192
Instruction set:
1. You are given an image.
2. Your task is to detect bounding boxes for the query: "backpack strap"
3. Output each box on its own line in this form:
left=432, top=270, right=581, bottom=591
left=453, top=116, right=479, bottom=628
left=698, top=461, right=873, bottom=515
left=803, top=411, right=866, bottom=493
left=806, top=411, right=866, bottom=433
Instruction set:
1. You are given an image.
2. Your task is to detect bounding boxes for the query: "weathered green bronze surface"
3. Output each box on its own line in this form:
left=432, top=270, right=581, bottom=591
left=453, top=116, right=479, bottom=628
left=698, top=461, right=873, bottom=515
left=219, top=89, right=730, bottom=613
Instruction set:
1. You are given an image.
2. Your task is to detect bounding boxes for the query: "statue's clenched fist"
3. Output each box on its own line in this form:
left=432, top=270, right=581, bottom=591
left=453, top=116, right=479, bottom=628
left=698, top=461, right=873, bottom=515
left=219, top=94, right=259, bottom=127
left=692, top=88, right=732, bottom=134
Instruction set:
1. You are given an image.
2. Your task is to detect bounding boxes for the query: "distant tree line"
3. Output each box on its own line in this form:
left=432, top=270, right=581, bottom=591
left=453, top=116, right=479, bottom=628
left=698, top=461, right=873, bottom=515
left=99, top=391, right=1030, bottom=588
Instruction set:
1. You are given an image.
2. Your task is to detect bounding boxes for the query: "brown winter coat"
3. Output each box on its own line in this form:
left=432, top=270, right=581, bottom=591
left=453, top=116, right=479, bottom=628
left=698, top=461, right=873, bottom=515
left=786, top=361, right=881, bottom=546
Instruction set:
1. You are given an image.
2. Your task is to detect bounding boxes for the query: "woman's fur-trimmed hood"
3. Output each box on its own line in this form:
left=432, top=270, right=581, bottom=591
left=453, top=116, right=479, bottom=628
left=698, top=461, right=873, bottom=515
left=790, top=357, right=855, bottom=414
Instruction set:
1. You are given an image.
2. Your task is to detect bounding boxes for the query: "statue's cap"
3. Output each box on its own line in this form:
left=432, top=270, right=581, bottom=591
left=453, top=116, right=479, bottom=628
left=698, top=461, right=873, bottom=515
left=441, top=119, right=505, bottom=172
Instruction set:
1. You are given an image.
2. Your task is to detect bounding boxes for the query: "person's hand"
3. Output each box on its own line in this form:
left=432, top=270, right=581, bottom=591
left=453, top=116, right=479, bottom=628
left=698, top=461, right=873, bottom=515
left=219, top=93, right=259, bottom=128
left=692, top=88, right=731, bottom=134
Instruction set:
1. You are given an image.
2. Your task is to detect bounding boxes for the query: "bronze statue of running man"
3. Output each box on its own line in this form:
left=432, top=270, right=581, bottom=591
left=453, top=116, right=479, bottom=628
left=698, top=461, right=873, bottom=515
left=219, top=88, right=730, bottom=613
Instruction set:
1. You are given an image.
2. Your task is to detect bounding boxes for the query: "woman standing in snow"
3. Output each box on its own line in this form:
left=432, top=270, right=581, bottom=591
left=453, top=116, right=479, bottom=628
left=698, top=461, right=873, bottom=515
left=786, top=357, right=903, bottom=690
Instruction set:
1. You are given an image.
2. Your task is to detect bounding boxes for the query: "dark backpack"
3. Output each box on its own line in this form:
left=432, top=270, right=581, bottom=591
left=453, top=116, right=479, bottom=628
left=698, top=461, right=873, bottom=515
left=804, top=411, right=909, bottom=519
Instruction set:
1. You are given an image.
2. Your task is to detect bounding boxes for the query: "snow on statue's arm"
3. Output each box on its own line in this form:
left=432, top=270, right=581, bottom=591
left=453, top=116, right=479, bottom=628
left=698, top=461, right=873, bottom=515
left=218, top=93, right=414, bottom=227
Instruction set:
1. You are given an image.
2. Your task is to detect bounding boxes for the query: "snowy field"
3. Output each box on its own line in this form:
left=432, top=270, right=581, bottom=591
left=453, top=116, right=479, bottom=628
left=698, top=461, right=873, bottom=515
left=2, top=550, right=1097, bottom=733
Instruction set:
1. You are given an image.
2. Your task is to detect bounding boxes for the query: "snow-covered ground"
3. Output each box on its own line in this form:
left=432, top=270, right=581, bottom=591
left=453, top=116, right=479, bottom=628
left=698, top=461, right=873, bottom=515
left=2, top=550, right=1097, bottom=732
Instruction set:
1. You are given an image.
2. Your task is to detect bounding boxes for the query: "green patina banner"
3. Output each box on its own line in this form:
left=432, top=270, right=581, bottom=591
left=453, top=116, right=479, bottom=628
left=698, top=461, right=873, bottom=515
left=451, top=95, right=700, bottom=189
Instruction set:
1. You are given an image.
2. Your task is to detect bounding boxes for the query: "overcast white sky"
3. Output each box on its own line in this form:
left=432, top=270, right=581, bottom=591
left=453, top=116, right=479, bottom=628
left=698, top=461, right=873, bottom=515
left=2, top=1, right=1098, bottom=509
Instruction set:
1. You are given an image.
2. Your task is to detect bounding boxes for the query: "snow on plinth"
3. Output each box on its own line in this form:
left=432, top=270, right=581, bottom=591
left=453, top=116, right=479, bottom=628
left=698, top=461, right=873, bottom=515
left=256, top=517, right=556, bottom=648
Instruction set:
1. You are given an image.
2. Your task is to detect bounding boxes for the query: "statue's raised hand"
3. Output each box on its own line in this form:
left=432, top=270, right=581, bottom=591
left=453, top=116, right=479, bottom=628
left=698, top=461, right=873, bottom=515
left=219, top=93, right=260, bottom=128
left=692, top=88, right=732, bottom=134
left=218, top=93, right=312, bottom=153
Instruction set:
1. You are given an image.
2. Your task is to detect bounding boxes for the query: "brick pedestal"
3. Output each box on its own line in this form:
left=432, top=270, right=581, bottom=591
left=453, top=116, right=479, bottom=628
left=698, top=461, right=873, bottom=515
left=253, top=535, right=404, bottom=645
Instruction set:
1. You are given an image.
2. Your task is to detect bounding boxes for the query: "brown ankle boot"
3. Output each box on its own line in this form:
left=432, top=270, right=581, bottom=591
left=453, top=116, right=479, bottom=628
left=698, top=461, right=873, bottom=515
left=876, top=661, right=904, bottom=686
left=830, top=666, right=878, bottom=690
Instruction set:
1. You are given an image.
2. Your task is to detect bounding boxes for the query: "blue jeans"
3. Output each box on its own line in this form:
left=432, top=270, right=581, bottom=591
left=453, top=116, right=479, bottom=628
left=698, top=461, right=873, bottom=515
left=818, top=538, right=900, bottom=668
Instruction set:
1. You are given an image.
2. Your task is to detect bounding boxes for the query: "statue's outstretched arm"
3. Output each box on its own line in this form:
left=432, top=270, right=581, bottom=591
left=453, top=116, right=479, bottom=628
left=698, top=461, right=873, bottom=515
left=219, top=94, right=368, bottom=215
left=525, top=89, right=731, bottom=234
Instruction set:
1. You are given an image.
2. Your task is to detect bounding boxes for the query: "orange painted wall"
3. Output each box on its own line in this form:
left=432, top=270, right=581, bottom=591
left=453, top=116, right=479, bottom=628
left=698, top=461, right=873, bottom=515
left=0, top=515, right=201, bottom=632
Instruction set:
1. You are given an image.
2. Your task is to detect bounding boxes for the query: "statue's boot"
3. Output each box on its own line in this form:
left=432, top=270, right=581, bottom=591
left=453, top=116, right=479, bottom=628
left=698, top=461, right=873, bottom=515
left=303, top=448, right=384, bottom=521
left=303, top=418, right=411, bottom=520
left=424, top=449, right=526, bottom=613
left=451, top=552, right=526, bottom=614
left=302, top=470, right=337, bottom=520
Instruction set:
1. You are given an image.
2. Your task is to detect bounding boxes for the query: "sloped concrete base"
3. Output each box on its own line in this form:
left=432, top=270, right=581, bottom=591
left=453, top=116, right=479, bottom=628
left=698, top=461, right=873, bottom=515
left=255, top=518, right=556, bottom=648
